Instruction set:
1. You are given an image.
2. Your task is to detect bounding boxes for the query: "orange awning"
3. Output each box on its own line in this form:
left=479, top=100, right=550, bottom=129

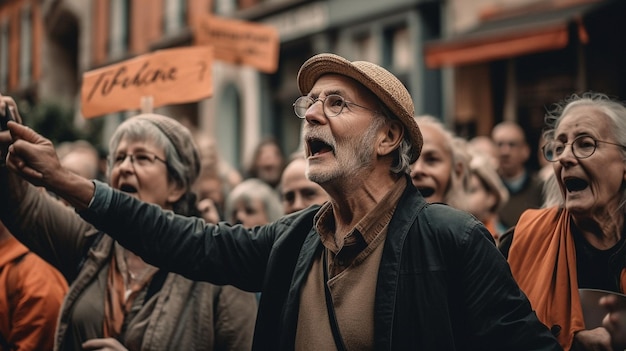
left=424, top=2, right=600, bottom=69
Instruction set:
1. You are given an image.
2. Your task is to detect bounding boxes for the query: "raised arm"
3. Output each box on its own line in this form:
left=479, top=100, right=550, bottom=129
left=0, top=96, right=99, bottom=280
left=5, top=119, right=280, bottom=290
left=5, top=121, right=95, bottom=210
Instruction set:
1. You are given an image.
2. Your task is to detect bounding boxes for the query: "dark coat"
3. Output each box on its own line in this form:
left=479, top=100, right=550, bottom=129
left=82, top=179, right=562, bottom=351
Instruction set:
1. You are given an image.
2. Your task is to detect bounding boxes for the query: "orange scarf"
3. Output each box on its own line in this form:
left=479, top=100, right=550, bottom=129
left=103, top=249, right=157, bottom=338
left=508, top=207, right=626, bottom=350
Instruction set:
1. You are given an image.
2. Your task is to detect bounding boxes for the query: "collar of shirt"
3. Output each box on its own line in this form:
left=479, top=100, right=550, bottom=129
left=314, top=176, right=407, bottom=255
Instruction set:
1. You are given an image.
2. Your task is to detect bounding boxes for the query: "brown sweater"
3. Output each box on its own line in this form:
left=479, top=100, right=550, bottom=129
left=295, top=177, right=406, bottom=350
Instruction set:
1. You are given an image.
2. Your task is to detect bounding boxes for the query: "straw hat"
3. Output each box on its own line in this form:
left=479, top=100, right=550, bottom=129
left=297, top=53, right=423, bottom=162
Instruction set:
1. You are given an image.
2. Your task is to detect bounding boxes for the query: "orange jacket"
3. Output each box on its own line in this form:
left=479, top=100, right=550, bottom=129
left=0, top=236, right=68, bottom=351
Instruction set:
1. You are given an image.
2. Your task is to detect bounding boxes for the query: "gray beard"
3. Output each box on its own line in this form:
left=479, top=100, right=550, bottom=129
left=306, top=126, right=378, bottom=185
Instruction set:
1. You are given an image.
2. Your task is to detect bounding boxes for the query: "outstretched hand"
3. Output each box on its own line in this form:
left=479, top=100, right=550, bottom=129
left=571, top=327, right=612, bottom=351
left=0, top=93, right=23, bottom=161
left=1, top=93, right=95, bottom=209
left=6, top=121, right=64, bottom=188
left=601, top=294, right=626, bottom=349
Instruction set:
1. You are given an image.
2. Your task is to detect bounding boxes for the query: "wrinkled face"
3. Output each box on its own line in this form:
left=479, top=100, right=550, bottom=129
left=492, top=124, right=529, bottom=178
left=469, top=136, right=499, bottom=169
left=194, top=175, right=225, bottom=210
left=197, top=138, right=219, bottom=170
left=61, top=150, right=99, bottom=180
left=466, top=173, right=496, bottom=221
left=229, top=198, right=269, bottom=228
left=109, top=138, right=182, bottom=210
left=552, top=106, right=626, bottom=218
left=410, top=124, right=453, bottom=203
left=302, top=74, right=381, bottom=185
left=280, top=158, right=328, bottom=214
left=254, top=143, right=284, bottom=187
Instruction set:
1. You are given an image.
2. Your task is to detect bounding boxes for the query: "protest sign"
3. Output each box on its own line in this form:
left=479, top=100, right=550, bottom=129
left=81, top=46, right=213, bottom=118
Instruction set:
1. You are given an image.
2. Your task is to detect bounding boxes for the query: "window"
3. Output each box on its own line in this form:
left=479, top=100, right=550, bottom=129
left=382, top=24, right=411, bottom=93
left=353, top=32, right=378, bottom=63
left=19, top=5, right=32, bottom=87
left=164, top=0, right=187, bottom=33
left=383, top=25, right=410, bottom=71
left=109, top=0, right=129, bottom=58
left=0, top=19, right=8, bottom=91
left=216, top=83, right=242, bottom=167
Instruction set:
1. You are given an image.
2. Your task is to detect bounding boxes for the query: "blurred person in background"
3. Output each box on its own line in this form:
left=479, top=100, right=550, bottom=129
left=193, top=135, right=242, bottom=224
left=194, top=134, right=242, bottom=191
left=491, top=121, right=544, bottom=233
left=0, top=98, right=257, bottom=351
left=194, top=174, right=224, bottom=224
left=224, top=178, right=283, bottom=228
left=469, top=135, right=499, bottom=170
left=57, top=140, right=101, bottom=181
left=410, top=115, right=471, bottom=211
left=465, top=150, right=509, bottom=243
left=246, top=137, right=286, bottom=189
left=279, top=153, right=328, bottom=214
left=56, top=140, right=101, bottom=207
left=504, top=92, right=626, bottom=350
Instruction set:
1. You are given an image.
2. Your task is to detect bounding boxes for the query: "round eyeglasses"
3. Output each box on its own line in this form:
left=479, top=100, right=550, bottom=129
left=293, top=94, right=378, bottom=119
left=110, top=152, right=168, bottom=168
left=541, top=135, right=626, bottom=162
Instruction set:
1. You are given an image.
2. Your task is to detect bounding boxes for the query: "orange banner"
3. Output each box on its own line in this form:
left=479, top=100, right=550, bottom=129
left=195, top=15, right=279, bottom=74
left=81, top=46, right=213, bottom=119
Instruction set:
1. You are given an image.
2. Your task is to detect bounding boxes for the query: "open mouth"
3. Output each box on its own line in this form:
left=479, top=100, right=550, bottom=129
left=418, top=187, right=435, bottom=198
left=564, top=178, right=588, bottom=192
left=119, top=184, right=138, bottom=193
left=307, top=138, right=334, bottom=157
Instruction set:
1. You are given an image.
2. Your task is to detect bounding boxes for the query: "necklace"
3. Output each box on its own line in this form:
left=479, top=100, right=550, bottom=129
left=125, top=252, right=151, bottom=282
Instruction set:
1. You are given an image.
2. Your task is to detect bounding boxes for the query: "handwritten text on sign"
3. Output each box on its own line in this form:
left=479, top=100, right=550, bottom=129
left=195, top=15, right=279, bottom=74
left=81, top=46, right=213, bottom=118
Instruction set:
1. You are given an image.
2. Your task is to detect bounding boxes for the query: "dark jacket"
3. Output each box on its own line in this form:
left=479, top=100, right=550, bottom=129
left=81, top=179, right=561, bottom=351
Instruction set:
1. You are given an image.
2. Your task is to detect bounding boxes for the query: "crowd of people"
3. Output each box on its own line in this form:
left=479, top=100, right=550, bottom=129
left=0, top=52, right=625, bottom=350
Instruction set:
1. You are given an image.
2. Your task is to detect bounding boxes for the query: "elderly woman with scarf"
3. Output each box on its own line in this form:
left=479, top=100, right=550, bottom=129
left=0, top=95, right=257, bottom=351
left=505, top=92, right=626, bottom=350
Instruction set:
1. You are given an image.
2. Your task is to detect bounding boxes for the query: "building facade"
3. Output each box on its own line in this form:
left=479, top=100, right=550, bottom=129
left=0, top=0, right=443, bottom=170
left=426, top=0, right=626, bottom=171
left=2, top=0, right=624, bottom=173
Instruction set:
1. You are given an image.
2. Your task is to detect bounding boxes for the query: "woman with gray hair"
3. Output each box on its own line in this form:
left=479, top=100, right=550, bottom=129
left=225, top=178, right=284, bottom=228
left=0, top=105, right=257, bottom=350
left=465, top=150, right=509, bottom=243
left=504, top=92, right=626, bottom=350
left=410, top=115, right=471, bottom=211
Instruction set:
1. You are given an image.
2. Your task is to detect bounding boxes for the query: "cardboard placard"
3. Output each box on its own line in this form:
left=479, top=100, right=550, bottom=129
left=195, top=15, right=279, bottom=73
left=81, top=46, right=213, bottom=118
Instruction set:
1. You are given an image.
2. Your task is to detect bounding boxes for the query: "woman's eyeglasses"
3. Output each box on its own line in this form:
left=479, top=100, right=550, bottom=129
left=110, top=152, right=167, bottom=168
left=541, top=135, right=626, bottom=162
